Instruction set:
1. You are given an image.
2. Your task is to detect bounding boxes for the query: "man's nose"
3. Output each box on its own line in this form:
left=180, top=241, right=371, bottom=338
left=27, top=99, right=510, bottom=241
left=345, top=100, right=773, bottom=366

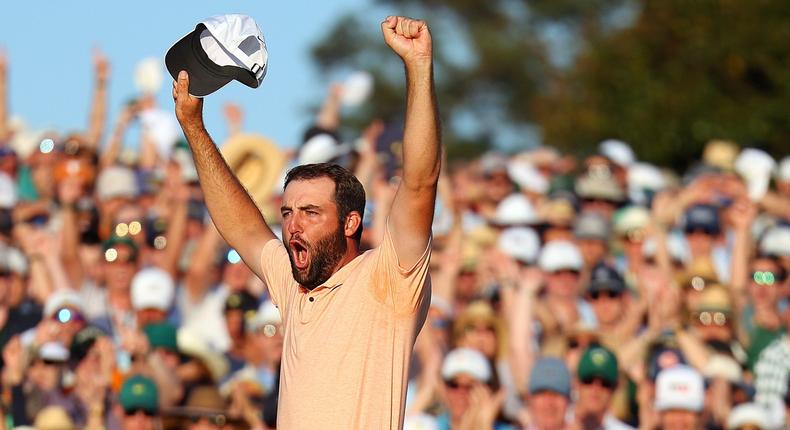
left=286, top=213, right=303, bottom=234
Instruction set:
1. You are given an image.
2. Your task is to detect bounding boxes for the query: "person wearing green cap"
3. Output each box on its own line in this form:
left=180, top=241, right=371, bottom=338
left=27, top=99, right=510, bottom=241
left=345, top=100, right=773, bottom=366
left=574, top=345, right=633, bottom=430
left=118, top=374, right=160, bottom=430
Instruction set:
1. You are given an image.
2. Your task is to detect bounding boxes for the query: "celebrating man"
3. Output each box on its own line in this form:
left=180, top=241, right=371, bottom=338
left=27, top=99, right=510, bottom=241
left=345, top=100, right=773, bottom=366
left=173, top=15, right=440, bottom=430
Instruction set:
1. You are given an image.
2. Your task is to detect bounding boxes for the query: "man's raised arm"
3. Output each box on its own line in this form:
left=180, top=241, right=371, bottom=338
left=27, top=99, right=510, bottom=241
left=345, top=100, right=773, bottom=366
left=172, top=71, right=276, bottom=277
left=381, top=16, right=442, bottom=268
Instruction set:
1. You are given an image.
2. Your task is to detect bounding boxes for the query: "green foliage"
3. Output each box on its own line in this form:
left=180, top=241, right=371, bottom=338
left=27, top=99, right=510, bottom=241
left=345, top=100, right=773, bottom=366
left=312, top=0, right=790, bottom=165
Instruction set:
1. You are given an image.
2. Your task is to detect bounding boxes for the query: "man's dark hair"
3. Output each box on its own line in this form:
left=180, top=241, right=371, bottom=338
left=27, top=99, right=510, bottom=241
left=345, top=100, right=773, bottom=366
left=284, top=163, right=366, bottom=242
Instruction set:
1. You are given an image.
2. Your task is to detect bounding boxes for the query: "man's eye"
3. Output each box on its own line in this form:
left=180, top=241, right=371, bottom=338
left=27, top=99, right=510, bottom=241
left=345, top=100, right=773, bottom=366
left=307, top=211, right=318, bottom=216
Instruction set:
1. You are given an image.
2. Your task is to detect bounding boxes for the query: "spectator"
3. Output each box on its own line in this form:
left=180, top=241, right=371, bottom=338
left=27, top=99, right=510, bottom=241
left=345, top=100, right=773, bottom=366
left=524, top=357, right=572, bottom=430
left=118, top=375, right=160, bottom=430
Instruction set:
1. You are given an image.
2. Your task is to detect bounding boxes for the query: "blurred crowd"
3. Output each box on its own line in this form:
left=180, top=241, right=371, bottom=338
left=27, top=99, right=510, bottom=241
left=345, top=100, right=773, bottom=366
left=1, top=50, right=790, bottom=430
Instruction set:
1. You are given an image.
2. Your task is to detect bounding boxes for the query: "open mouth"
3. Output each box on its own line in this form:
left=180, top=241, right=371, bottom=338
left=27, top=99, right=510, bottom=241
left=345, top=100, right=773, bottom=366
left=290, top=240, right=309, bottom=270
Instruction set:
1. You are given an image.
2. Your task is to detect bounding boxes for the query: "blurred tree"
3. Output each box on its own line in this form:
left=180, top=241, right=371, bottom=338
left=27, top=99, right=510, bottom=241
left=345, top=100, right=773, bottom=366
left=312, top=0, right=790, bottom=165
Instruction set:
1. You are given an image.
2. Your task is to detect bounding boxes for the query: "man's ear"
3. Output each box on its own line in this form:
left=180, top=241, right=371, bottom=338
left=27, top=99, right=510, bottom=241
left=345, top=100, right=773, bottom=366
left=344, top=212, right=362, bottom=238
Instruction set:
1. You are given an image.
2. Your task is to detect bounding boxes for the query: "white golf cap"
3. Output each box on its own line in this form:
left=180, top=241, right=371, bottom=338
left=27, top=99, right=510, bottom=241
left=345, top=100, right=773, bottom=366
left=654, top=365, right=704, bottom=412
left=538, top=240, right=583, bottom=272
left=507, top=159, right=548, bottom=194
left=599, top=139, right=635, bottom=167
left=131, top=267, right=175, bottom=311
left=727, top=403, right=769, bottom=430
left=441, top=348, right=491, bottom=383
left=777, top=156, right=790, bottom=182
left=96, top=166, right=138, bottom=201
left=493, top=194, right=539, bottom=226
left=0, top=173, right=17, bottom=209
left=44, top=289, right=85, bottom=318
left=759, top=226, right=790, bottom=257
left=341, top=71, right=374, bottom=107
left=298, top=134, right=352, bottom=165
left=734, top=148, right=776, bottom=201
left=245, top=300, right=282, bottom=332
left=497, top=227, right=540, bottom=264
left=166, top=14, right=268, bottom=97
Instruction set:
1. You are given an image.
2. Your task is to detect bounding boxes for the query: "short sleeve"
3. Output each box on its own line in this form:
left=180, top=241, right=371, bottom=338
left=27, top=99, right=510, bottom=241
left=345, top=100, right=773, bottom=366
left=259, top=238, right=296, bottom=313
left=371, top=221, right=432, bottom=312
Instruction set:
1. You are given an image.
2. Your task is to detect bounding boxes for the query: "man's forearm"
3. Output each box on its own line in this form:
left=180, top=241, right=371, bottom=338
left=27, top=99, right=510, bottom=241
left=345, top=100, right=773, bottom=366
left=401, top=63, right=441, bottom=189
left=182, top=125, right=272, bottom=256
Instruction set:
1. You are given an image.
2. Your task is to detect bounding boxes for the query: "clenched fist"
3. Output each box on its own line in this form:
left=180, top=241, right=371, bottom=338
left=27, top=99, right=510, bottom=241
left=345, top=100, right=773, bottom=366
left=381, top=16, right=432, bottom=66
left=172, top=71, right=204, bottom=131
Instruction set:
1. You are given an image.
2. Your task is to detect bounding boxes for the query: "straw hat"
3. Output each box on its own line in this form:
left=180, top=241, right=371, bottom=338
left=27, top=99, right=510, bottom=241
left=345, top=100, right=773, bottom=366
left=221, top=133, right=286, bottom=209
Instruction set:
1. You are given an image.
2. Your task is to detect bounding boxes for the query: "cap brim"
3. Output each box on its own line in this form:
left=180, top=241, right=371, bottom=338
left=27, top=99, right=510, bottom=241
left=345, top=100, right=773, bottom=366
left=166, top=25, right=233, bottom=97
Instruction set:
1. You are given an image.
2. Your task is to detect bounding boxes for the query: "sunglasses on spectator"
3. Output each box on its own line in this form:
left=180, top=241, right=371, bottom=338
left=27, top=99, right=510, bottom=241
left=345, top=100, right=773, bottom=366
left=445, top=379, right=476, bottom=391
left=684, top=227, right=718, bottom=236
left=464, top=324, right=496, bottom=335
left=550, top=269, right=580, bottom=276
left=124, top=409, right=156, bottom=417
left=588, top=291, right=622, bottom=300
left=579, top=376, right=617, bottom=390
left=695, top=311, right=728, bottom=326
left=189, top=414, right=227, bottom=426
left=751, top=271, right=780, bottom=285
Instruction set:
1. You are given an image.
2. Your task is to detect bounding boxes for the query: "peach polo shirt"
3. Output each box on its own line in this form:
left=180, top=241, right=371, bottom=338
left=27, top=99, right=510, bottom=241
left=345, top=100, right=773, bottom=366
left=259, top=225, right=432, bottom=429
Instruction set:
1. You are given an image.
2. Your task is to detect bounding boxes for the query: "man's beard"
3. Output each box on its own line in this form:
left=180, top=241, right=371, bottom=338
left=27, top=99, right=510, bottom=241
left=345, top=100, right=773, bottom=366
left=287, top=226, right=347, bottom=290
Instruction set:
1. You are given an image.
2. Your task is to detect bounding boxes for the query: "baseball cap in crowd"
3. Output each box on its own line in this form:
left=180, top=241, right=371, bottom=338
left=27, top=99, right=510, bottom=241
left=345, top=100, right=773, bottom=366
left=166, top=14, right=268, bottom=97
left=33, top=406, right=76, bottom=430
left=403, top=413, right=439, bottom=430
left=102, top=234, right=139, bottom=262
left=507, top=159, right=549, bottom=195
left=0, top=172, right=17, bottom=209
left=627, top=162, right=666, bottom=205
left=587, top=262, right=625, bottom=296
left=575, top=169, right=625, bottom=203
left=0, top=244, right=28, bottom=276
left=44, top=289, right=85, bottom=318
left=612, top=205, right=650, bottom=239
left=144, top=322, right=179, bottom=353
left=298, top=133, right=352, bottom=165
left=441, top=347, right=491, bottom=383
left=69, top=326, right=105, bottom=364
left=702, top=140, right=738, bottom=171
left=727, top=403, right=769, bottom=430
left=131, top=268, right=175, bottom=312
left=38, top=342, right=70, bottom=363
left=777, top=156, right=790, bottom=182
left=573, top=211, right=610, bottom=241
left=577, top=345, right=619, bottom=388
left=96, top=166, right=139, bottom=201
left=245, top=300, right=282, bottom=333
left=492, top=194, right=540, bottom=226
left=654, top=365, right=704, bottom=412
left=599, top=139, right=635, bottom=167
left=225, top=291, right=259, bottom=315
left=682, top=204, right=721, bottom=235
left=538, top=240, right=583, bottom=273
left=119, top=375, right=160, bottom=415
left=528, top=357, right=571, bottom=398
left=759, top=226, right=790, bottom=258
left=734, top=148, right=776, bottom=201
left=497, top=227, right=540, bottom=264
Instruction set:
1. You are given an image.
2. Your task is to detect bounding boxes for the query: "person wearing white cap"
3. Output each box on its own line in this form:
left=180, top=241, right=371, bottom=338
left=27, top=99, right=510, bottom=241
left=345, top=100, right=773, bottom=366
left=173, top=15, right=440, bottom=428
left=653, top=365, right=705, bottom=430
left=726, top=403, right=769, bottom=430
left=536, top=240, right=597, bottom=339
left=228, top=300, right=283, bottom=396
left=436, top=348, right=508, bottom=430
left=130, top=267, right=175, bottom=328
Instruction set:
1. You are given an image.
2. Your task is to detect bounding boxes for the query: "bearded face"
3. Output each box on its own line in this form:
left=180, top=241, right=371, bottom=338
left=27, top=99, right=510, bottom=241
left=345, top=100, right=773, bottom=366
left=286, top=220, right=347, bottom=290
